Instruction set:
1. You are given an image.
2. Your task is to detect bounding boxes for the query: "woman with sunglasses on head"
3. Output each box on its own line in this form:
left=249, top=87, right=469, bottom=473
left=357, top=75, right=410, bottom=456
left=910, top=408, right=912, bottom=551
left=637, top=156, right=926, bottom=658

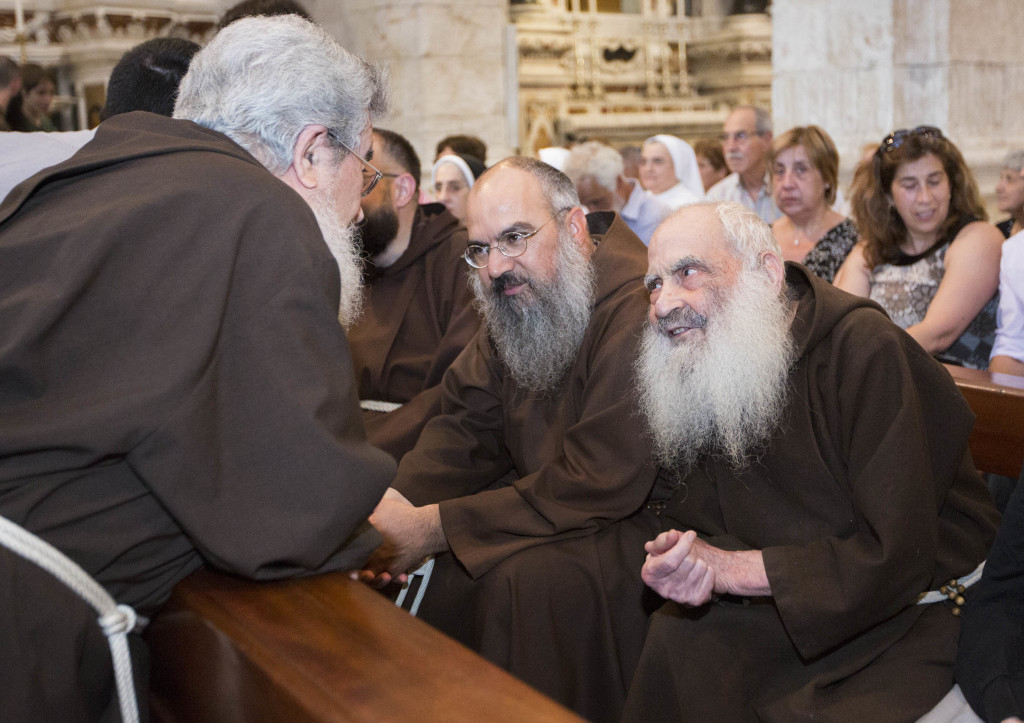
left=834, top=126, right=1003, bottom=369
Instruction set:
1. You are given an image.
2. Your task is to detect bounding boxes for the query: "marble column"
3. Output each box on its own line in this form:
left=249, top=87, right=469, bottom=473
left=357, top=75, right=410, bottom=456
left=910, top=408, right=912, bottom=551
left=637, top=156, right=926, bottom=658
left=772, top=0, right=1024, bottom=205
left=315, top=0, right=513, bottom=177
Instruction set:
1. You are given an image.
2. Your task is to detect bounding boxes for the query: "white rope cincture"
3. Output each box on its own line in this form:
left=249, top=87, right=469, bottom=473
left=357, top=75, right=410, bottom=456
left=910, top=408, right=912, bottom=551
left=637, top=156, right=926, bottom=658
left=360, top=399, right=403, bottom=413
left=916, top=561, right=986, bottom=605
left=0, top=514, right=141, bottom=723
left=394, top=557, right=435, bottom=617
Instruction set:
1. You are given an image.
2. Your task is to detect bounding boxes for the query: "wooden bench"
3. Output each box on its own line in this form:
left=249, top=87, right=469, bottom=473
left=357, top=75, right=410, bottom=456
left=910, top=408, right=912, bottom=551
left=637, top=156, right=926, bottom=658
left=146, top=568, right=583, bottom=723
left=944, top=364, right=1024, bottom=478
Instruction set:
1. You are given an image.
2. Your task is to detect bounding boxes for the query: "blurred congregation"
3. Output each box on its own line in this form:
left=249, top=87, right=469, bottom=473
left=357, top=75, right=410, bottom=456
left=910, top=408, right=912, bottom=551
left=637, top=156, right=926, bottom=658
left=1, top=1, right=1023, bottom=722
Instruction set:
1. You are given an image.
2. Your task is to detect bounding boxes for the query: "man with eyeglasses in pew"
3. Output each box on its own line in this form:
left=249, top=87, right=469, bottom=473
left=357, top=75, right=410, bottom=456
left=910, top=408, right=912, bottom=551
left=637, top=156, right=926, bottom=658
left=0, top=16, right=395, bottom=719
left=362, top=156, right=666, bottom=723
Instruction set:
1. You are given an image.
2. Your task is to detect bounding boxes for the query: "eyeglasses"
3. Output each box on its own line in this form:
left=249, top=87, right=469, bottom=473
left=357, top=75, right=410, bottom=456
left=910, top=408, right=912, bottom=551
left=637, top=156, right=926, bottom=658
left=879, top=126, right=944, bottom=153
left=719, top=130, right=764, bottom=144
left=463, top=209, right=569, bottom=269
left=331, top=134, right=384, bottom=197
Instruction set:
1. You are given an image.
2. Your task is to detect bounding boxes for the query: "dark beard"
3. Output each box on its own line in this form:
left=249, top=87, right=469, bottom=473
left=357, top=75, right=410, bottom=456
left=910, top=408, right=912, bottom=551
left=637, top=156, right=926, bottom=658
left=357, top=203, right=399, bottom=259
left=470, top=231, right=596, bottom=394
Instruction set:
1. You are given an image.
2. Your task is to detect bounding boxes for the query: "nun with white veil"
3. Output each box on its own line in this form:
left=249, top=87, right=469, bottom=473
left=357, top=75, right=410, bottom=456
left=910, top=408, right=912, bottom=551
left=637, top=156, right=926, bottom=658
left=639, top=134, right=705, bottom=210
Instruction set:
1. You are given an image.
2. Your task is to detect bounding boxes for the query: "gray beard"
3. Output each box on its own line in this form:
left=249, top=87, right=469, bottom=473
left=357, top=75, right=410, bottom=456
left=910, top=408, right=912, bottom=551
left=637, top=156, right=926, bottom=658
left=307, top=191, right=364, bottom=329
left=635, top=267, right=796, bottom=471
left=470, top=231, right=596, bottom=394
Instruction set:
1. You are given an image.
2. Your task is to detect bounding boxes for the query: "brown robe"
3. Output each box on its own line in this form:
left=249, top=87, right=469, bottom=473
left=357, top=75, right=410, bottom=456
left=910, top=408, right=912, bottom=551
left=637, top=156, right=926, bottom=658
left=623, top=264, right=1000, bottom=723
left=0, top=111, right=395, bottom=719
left=394, top=212, right=663, bottom=723
left=349, top=203, right=479, bottom=460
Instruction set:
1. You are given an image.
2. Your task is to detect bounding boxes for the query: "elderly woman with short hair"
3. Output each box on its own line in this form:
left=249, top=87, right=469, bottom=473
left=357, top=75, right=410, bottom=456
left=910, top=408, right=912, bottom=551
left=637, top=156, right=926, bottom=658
left=768, top=125, right=858, bottom=283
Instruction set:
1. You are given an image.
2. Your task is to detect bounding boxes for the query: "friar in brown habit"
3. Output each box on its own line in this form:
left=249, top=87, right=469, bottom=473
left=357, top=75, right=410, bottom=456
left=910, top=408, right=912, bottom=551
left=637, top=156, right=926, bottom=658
left=623, top=202, right=998, bottom=722
left=0, top=16, right=395, bottom=719
left=349, top=128, right=479, bottom=460
left=363, top=156, right=666, bottom=723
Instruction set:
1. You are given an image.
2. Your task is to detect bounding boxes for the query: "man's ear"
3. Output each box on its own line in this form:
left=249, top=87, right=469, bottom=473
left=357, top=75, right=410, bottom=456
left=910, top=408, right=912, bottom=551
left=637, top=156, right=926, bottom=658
left=290, top=124, right=332, bottom=189
left=392, top=173, right=418, bottom=209
left=615, top=175, right=632, bottom=201
left=566, top=206, right=591, bottom=252
left=761, top=251, right=785, bottom=291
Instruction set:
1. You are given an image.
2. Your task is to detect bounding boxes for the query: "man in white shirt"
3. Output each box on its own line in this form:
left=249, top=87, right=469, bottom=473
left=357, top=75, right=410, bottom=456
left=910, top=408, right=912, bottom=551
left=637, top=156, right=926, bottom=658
left=564, top=140, right=672, bottom=245
left=706, top=105, right=781, bottom=224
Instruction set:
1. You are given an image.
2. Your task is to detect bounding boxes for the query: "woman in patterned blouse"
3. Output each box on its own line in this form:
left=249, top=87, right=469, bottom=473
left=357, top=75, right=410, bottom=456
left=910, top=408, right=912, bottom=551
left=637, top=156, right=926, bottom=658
left=834, top=126, right=1003, bottom=369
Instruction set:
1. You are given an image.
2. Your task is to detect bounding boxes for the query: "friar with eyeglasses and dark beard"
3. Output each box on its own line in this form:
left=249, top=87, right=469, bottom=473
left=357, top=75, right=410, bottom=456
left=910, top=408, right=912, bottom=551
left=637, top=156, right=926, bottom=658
left=622, top=201, right=999, bottom=723
left=362, top=156, right=668, bottom=723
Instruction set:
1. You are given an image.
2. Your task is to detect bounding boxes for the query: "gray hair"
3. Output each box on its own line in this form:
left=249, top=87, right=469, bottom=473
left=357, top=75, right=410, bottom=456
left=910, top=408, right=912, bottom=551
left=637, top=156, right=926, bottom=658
left=563, top=141, right=624, bottom=193
left=173, top=15, right=389, bottom=174
left=668, top=201, right=780, bottom=270
left=733, top=104, right=772, bottom=135
left=1003, top=150, right=1024, bottom=174
left=481, top=156, right=581, bottom=214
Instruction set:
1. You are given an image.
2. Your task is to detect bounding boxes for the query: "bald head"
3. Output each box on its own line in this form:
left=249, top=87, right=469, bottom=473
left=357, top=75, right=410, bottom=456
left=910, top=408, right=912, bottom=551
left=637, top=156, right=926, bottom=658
left=646, top=202, right=783, bottom=331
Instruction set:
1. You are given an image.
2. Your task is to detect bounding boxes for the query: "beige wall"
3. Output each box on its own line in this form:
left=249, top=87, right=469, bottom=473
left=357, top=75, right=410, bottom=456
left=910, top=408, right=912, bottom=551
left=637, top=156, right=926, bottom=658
left=772, top=0, right=1024, bottom=214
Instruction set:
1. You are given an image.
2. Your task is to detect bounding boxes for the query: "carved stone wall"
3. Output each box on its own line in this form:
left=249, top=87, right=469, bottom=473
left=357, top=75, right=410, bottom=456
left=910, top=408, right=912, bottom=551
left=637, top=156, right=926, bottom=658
left=772, top=0, right=1024, bottom=211
left=0, top=1, right=220, bottom=128
left=513, top=2, right=772, bottom=156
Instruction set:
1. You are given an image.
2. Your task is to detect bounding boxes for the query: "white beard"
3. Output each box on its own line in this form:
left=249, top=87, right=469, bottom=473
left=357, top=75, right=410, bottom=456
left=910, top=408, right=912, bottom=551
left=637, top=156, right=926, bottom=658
left=306, top=190, right=364, bottom=329
left=635, top=266, right=796, bottom=470
left=470, top=229, right=596, bottom=394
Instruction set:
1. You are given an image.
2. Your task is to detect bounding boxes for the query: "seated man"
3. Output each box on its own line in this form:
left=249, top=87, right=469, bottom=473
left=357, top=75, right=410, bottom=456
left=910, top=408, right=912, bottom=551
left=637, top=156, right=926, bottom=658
left=349, top=128, right=480, bottom=459
left=0, top=16, right=394, bottom=718
left=564, top=140, right=671, bottom=245
left=366, top=157, right=663, bottom=722
left=624, top=202, right=999, bottom=721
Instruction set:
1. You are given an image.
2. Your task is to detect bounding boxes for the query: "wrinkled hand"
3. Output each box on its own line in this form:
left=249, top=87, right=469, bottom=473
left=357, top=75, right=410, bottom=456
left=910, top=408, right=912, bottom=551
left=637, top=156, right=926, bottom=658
left=641, top=530, right=770, bottom=605
left=642, top=530, right=718, bottom=605
left=361, top=488, right=445, bottom=589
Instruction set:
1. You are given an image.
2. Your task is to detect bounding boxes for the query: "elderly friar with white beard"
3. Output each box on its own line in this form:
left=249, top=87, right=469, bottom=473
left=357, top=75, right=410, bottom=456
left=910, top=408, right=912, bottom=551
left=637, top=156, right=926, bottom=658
left=623, top=202, right=1000, bottom=722
left=363, top=156, right=667, bottom=723
left=0, top=16, right=396, bottom=718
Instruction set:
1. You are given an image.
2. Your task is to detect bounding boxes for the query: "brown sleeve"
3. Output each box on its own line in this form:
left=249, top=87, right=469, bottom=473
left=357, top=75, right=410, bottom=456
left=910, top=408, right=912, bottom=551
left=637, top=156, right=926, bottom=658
left=432, top=295, right=657, bottom=578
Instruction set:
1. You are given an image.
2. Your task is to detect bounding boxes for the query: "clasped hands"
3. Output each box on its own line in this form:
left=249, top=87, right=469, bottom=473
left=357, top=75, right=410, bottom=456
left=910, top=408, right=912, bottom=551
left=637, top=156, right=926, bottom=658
left=642, top=529, right=770, bottom=605
left=359, top=488, right=446, bottom=588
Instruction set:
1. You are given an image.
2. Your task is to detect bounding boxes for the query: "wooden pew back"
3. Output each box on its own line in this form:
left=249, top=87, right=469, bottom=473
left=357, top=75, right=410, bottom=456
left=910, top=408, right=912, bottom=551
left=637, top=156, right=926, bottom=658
left=146, top=568, right=583, bottom=723
left=945, top=364, right=1024, bottom=478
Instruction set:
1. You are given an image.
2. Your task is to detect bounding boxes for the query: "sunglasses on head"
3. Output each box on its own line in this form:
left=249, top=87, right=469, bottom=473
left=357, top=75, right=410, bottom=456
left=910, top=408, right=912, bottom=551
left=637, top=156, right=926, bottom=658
left=879, top=126, right=944, bottom=153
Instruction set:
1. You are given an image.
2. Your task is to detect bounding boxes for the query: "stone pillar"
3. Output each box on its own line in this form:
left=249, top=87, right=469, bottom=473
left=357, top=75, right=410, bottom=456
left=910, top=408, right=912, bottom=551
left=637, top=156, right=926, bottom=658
left=316, top=0, right=513, bottom=177
left=772, top=0, right=1024, bottom=206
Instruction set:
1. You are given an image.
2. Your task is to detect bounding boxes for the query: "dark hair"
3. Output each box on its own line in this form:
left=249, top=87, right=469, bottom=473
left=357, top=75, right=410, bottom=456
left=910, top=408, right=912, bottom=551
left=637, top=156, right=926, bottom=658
left=0, top=56, right=18, bottom=91
left=5, top=63, right=56, bottom=131
left=218, top=0, right=311, bottom=28
left=100, top=38, right=201, bottom=121
left=851, top=128, right=986, bottom=267
left=693, top=137, right=726, bottom=172
left=435, top=134, right=487, bottom=163
left=373, top=127, right=422, bottom=191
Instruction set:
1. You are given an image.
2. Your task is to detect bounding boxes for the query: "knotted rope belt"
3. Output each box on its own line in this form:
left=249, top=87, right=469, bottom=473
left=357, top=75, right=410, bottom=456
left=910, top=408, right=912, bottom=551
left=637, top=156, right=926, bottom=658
left=915, top=561, right=986, bottom=616
left=0, top=514, right=142, bottom=723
